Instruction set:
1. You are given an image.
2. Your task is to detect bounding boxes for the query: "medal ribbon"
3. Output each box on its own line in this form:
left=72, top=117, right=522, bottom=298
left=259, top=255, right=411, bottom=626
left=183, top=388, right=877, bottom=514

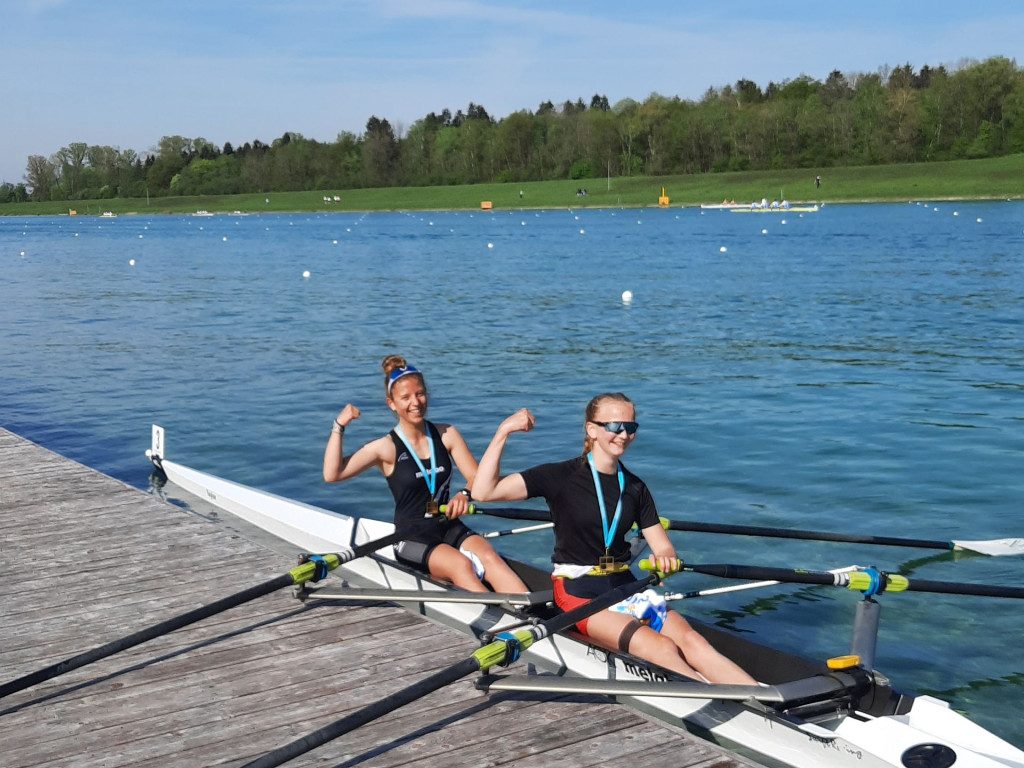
left=587, top=452, right=624, bottom=553
left=394, top=426, right=437, bottom=498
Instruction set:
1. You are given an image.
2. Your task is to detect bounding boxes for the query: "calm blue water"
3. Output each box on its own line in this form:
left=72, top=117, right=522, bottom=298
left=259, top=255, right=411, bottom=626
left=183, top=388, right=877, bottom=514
left=3, top=202, right=1024, bottom=746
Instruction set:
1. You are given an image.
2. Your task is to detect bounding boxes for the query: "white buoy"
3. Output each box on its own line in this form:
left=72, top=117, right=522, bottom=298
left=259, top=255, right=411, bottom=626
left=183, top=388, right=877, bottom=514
left=621, top=290, right=633, bottom=304
left=487, top=243, right=493, bottom=249
left=977, top=218, right=983, bottom=223
left=129, top=259, right=135, bottom=266
left=953, top=212, right=959, bottom=217
left=222, top=236, right=227, bottom=241
left=139, top=234, right=143, bottom=239
left=781, top=220, right=787, bottom=225
left=333, top=240, right=338, bottom=244
left=20, top=251, right=26, bottom=257
left=302, top=270, right=310, bottom=278
left=580, top=229, right=585, bottom=235
left=761, top=229, right=768, bottom=235
left=719, top=246, right=727, bottom=253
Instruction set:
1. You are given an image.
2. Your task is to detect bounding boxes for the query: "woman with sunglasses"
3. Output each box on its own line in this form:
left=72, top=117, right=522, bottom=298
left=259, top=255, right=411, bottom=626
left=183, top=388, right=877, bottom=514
left=323, top=355, right=528, bottom=593
left=473, top=392, right=755, bottom=683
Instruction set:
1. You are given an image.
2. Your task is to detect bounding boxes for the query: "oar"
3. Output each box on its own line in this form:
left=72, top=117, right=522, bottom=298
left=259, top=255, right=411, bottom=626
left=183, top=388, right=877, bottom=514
left=679, top=562, right=1024, bottom=600
left=481, top=521, right=553, bottom=539
left=658, top=516, right=1024, bottom=557
left=662, top=564, right=861, bottom=602
left=0, top=517, right=445, bottom=701
left=468, top=505, right=550, bottom=522
left=241, top=569, right=665, bottom=768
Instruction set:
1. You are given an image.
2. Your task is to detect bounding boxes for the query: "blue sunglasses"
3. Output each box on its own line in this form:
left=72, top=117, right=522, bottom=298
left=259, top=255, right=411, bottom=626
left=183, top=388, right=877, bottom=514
left=591, top=420, right=639, bottom=435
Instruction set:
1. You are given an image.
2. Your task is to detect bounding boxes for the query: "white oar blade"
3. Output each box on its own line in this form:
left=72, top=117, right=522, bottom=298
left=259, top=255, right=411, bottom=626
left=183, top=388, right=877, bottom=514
left=952, top=538, right=1024, bottom=557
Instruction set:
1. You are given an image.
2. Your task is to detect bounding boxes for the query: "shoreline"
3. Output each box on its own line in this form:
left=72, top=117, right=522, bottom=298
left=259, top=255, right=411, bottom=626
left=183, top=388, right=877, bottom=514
left=2, top=195, right=1021, bottom=218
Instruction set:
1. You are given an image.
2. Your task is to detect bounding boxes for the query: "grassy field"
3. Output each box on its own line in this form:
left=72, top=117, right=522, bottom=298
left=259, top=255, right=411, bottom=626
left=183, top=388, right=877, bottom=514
left=2, top=154, right=1022, bottom=217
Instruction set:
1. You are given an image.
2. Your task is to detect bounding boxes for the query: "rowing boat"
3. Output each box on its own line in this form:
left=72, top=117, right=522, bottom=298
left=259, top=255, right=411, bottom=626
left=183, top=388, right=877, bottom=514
left=147, top=425, right=1024, bottom=768
left=729, top=205, right=820, bottom=213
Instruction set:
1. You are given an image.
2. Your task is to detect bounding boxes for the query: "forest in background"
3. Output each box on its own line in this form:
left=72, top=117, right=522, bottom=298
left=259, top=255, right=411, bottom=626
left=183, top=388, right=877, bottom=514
left=2, top=56, right=1021, bottom=204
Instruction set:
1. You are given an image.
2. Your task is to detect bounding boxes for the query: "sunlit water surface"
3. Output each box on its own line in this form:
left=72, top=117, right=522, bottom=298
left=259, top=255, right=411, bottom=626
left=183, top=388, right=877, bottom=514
left=2, top=201, right=1023, bottom=746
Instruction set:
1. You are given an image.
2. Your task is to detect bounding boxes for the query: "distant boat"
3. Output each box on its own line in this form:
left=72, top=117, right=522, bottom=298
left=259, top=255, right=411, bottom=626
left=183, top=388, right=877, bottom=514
left=730, top=205, right=820, bottom=214
left=100, top=211, right=117, bottom=218
left=700, top=202, right=749, bottom=210
left=191, top=210, right=215, bottom=217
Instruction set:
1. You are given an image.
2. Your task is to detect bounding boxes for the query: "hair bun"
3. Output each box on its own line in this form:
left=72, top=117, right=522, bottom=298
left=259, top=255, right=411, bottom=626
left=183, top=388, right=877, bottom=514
left=381, top=354, right=407, bottom=375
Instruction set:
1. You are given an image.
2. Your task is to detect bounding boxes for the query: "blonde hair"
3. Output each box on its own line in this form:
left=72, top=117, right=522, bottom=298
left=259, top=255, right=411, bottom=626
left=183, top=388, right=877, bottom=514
left=582, top=392, right=634, bottom=455
left=381, top=354, right=425, bottom=398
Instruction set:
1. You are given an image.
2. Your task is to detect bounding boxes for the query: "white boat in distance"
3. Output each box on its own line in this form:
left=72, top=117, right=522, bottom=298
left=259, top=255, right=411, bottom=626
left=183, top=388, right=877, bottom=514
left=147, top=425, right=1024, bottom=768
left=191, top=210, right=215, bottom=217
left=730, top=204, right=820, bottom=213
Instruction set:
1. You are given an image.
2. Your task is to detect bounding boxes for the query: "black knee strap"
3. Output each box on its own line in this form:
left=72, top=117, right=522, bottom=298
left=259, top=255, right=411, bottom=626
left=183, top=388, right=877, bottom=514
left=617, top=620, right=643, bottom=654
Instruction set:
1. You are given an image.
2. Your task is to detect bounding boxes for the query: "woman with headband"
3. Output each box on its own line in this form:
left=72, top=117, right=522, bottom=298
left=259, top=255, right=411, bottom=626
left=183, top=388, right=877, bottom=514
left=323, top=355, right=528, bottom=593
left=472, top=393, right=755, bottom=683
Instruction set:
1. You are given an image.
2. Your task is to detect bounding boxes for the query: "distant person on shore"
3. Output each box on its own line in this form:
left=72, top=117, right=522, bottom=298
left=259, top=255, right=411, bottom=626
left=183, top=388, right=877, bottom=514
left=472, top=393, right=757, bottom=684
left=322, top=355, right=529, bottom=593
left=815, top=175, right=821, bottom=189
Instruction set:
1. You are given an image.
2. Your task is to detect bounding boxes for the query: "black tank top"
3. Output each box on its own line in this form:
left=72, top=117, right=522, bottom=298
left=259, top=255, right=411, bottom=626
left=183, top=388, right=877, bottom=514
left=386, top=422, right=454, bottom=540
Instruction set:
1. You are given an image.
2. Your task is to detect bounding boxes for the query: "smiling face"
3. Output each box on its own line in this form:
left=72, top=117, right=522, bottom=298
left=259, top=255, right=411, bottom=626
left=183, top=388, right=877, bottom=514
left=585, top=399, right=637, bottom=463
left=387, top=374, right=428, bottom=425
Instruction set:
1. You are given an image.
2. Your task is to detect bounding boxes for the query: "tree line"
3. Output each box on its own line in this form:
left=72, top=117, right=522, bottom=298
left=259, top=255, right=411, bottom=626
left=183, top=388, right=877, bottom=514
left=3, top=56, right=1022, bottom=204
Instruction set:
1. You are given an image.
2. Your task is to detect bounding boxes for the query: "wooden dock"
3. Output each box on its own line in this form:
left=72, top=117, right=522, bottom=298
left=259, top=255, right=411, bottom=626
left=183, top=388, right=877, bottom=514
left=0, top=427, right=764, bottom=768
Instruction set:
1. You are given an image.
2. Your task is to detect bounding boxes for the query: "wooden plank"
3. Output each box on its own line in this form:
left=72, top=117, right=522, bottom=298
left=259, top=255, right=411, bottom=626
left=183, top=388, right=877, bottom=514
left=0, top=427, right=764, bottom=768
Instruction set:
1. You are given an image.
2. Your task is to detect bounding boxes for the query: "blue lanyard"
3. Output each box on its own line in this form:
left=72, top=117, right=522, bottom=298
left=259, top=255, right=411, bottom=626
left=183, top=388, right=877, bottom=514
left=587, top=452, right=624, bottom=551
left=394, top=425, right=437, bottom=497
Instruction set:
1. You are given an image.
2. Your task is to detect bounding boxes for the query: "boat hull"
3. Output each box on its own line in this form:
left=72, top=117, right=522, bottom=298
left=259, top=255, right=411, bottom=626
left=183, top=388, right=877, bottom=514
left=148, top=426, right=1024, bottom=768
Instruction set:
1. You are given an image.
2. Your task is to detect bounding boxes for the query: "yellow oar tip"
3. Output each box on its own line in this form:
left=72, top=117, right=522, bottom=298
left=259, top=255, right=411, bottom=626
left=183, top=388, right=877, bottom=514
left=827, top=654, right=861, bottom=670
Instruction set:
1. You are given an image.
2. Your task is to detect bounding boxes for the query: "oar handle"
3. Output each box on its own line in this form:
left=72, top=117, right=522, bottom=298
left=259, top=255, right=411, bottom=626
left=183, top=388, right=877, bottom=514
left=638, top=559, right=682, bottom=582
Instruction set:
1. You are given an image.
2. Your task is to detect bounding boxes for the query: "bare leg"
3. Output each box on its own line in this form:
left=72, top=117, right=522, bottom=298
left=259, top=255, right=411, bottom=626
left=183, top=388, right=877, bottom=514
left=460, top=535, right=530, bottom=593
left=426, top=544, right=489, bottom=592
left=583, top=610, right=705, bottom=680
left=659, top=611, right=756, bottom=685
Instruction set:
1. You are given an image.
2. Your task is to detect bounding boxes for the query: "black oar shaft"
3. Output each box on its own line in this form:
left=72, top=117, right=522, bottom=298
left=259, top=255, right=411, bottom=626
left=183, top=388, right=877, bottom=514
left=474, top=506, right=550, bottom=522
left=243, top=657, right=481, bottom=768
left=685, top=563, right=1024, bottom=600
left=899, top=577, right=1024, bottom=600
left=0, top=516, right=445, bottom=701
left=0, top=572, right=293, bottom=700
left=665, top=519, right=951, bottom=551
left=684, top=563, right=843, bottom=586
left=244, top=572, right=659, bottom=767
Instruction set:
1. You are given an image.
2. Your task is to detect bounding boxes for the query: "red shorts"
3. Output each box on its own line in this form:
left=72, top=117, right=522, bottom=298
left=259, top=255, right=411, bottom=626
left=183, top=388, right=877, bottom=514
left=552, top=576, right=597, bottom=634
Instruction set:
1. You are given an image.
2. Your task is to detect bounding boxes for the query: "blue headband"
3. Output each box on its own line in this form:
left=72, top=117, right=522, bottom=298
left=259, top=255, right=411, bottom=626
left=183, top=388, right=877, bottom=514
left=387, top=365, right=421, bottom=395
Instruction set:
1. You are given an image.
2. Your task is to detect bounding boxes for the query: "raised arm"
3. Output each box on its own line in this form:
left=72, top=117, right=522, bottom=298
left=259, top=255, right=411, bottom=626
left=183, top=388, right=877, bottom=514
left=322, top=404, right=386, bottom=482
left=472, top=408, right=534, bottom=502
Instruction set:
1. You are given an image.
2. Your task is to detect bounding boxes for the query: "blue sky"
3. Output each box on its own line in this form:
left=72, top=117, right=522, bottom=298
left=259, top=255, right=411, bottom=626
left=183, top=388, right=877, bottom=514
left=1, top=1, right=1021, bottom=185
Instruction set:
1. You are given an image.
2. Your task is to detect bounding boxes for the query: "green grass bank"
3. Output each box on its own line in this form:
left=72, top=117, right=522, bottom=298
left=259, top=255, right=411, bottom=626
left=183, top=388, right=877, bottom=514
left=3, top=154, right=1022, bottom=217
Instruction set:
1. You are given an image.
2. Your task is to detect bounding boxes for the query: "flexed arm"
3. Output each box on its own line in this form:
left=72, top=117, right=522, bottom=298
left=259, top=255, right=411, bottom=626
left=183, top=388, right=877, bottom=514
left=323, top=404, right=386, bottom=482
left=472, top=408, right=535, bottom=502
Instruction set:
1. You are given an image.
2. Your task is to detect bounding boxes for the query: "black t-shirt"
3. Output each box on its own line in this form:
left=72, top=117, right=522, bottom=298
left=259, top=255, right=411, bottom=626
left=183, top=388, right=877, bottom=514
left=521, top=456, right=659, bottom=565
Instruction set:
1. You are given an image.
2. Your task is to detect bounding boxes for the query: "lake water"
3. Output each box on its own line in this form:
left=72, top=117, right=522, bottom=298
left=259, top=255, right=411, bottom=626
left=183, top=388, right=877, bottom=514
left=2, top=201, right=1023, bottom=747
